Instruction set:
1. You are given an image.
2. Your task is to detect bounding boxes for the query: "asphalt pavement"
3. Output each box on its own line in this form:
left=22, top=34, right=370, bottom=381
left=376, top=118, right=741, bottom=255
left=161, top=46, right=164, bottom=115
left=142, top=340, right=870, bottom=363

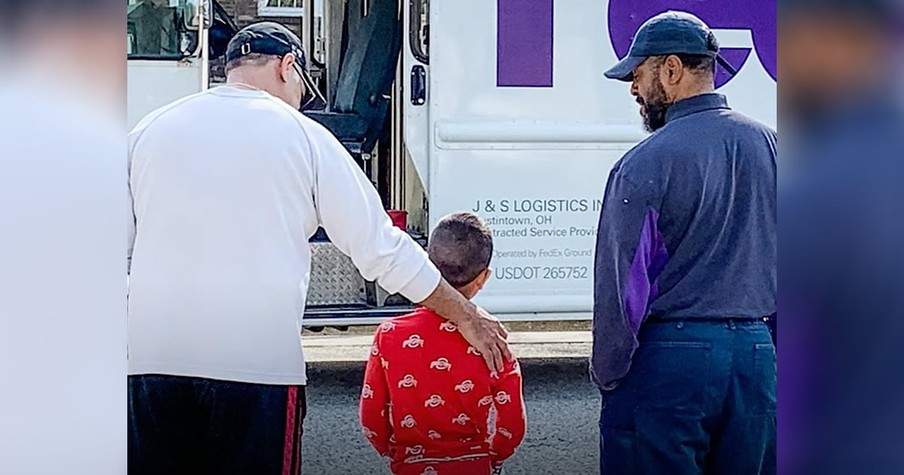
left=300, top=358, right=600, bottom=474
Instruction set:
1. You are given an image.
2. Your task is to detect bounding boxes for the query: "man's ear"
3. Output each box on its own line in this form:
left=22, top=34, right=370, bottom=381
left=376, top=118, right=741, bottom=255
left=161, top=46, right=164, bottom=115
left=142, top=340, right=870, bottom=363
left=278, top=54, right=295, bottom=83
left=663, top=54, right=685, bottom=86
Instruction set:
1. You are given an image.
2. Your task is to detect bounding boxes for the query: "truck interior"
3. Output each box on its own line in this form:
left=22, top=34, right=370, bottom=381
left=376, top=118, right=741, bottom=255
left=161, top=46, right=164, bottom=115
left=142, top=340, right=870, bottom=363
left=299, top=0, right=431, bottom=326
left=127, top=0, right=239, bottom=59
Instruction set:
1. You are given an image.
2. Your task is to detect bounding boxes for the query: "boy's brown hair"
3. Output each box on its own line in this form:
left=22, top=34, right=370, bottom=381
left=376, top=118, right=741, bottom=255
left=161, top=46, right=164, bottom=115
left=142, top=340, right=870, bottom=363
left=427, top=212, right=493, bottom=288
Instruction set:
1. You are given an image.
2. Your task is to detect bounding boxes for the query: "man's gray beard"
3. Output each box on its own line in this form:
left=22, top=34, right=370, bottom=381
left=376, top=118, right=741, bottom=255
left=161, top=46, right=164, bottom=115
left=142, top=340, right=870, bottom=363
left=642, top=102, right=670, bottom=132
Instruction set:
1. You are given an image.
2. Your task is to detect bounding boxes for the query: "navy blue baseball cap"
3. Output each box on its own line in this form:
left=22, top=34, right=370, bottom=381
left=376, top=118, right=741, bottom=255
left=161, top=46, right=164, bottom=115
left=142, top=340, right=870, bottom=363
left=604, top=11, right=734, bottom=82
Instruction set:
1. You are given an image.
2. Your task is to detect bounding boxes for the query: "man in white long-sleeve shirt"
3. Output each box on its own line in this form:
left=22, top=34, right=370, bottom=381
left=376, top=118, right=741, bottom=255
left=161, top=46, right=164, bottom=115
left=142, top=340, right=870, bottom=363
left=127, top=22, right=509, bottom=475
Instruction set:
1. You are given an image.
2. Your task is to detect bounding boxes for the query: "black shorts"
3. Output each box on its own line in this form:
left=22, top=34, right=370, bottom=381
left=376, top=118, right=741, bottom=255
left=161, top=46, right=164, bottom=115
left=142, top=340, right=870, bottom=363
left=128, top=374, right=307, bottom=475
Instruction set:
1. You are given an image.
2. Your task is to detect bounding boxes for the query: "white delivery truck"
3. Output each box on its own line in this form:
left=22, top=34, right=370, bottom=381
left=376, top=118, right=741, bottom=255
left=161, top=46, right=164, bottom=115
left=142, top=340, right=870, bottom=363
left=126, top=0, right=777, bottom=327
left=127, top=0, right=238, bottom=130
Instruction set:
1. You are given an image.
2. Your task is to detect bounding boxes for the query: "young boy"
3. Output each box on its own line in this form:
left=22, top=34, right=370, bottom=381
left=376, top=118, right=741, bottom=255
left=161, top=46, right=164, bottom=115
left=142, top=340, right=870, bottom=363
left=360, top=212, right=526, bottom=475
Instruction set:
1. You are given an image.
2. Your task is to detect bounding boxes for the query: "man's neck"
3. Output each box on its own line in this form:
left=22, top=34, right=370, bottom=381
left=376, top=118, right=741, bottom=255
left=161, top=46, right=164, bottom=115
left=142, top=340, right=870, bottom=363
left=671, top=88, right=715, bottom=104
left=226, top=71, right=271, bottom=91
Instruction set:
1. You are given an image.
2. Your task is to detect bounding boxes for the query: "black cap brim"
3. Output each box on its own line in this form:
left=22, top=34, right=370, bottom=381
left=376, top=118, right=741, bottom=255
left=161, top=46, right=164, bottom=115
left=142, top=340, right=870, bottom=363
left=604, top=55, right=647, bottom=81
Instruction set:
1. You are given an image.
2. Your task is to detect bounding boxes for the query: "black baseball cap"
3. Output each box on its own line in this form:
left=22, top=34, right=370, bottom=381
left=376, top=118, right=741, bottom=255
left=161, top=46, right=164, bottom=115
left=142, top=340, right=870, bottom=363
left=604, top=11, right=736, bottom=82
left=225, top=21, right=325, bottom=107
left=226, top=21, right=307, bottom=67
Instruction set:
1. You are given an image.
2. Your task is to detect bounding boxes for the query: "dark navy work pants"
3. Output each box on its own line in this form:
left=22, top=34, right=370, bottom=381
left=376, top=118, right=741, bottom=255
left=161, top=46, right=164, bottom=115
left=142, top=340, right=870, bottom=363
left=599, top=320, right=776, bottom=474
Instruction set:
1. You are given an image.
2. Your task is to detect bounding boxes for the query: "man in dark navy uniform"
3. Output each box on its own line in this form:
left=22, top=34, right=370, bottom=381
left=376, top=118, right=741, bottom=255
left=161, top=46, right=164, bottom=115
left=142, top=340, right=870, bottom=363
left=591, top=11, right=777, bottom=474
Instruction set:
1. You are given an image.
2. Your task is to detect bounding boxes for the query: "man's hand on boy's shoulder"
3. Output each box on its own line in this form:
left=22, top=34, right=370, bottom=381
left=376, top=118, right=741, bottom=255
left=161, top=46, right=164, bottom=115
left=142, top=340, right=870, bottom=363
left=419, top=279, right=511, bottom=372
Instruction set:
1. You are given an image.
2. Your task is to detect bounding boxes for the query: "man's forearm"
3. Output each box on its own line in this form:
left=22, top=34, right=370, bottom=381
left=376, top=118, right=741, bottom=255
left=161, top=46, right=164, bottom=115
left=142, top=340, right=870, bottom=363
left=418, top=278, right=476, bottom=324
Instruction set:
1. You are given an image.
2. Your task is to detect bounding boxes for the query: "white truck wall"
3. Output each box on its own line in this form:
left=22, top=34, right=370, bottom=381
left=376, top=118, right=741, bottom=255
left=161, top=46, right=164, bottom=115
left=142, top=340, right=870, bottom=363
left=401, top=1, right=431, bottom=195
left=403, top=149, right=429, bottom=235
left=127, top=59, right=204, bottom=130
left=422, top=0, right=776, bottom=318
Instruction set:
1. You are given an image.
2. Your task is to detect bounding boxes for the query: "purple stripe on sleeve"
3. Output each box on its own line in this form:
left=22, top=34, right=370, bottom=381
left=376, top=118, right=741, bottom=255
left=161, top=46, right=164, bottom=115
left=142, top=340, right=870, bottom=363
left=623, top=208, right=669, bottom=335
left=496, top=0, right=553, bottom=87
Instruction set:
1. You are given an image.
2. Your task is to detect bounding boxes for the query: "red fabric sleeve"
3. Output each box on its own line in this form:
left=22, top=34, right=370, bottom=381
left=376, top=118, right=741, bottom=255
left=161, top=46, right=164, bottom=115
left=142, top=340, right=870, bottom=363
left=359, top=332, right=393, bottom=458
left=489, top=358, right=526, bottom=465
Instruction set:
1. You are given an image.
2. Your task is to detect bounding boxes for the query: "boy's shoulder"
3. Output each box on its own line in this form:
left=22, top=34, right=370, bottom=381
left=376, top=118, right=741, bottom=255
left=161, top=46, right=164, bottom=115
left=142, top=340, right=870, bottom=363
left=376, top=307, right=452, bottom=336
left=373, top=308, right=472, bottom=352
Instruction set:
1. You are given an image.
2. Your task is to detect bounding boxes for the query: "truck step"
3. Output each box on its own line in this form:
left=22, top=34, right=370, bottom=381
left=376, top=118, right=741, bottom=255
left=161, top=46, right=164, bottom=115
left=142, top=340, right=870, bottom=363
left=303, top=305, right=414, bottom=326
